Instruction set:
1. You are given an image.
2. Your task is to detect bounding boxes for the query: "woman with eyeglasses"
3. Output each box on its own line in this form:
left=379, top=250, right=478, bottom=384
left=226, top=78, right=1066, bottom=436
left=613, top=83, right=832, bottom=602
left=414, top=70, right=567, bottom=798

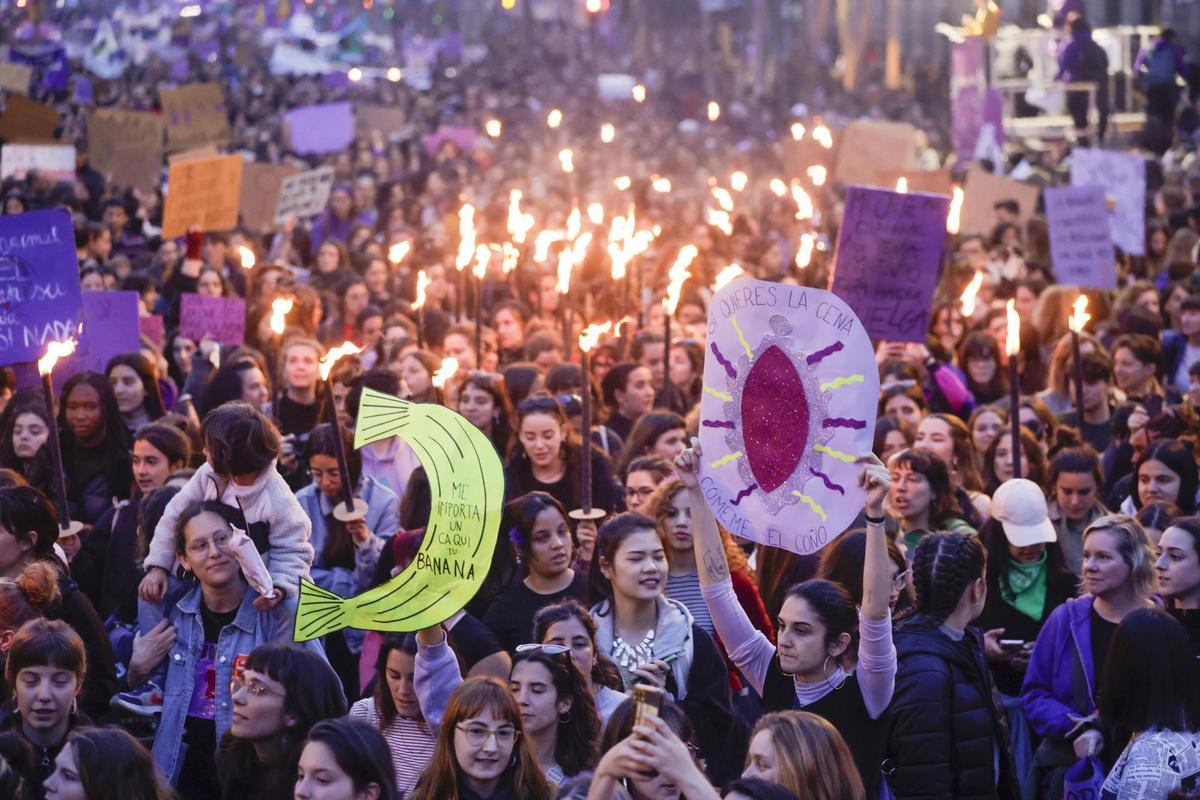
left=458, top=372, right=515, bottom=456
left=675, top=445, right=896, bottom=796
left=505, top=396, right=619, bottom=516
left=533, top=599, right=627, bottom=722
left=144, top=502, right=335, bottom=798
left=482, top=492, right=589, bottom=652
left=621, top=456, right=673, bottom=514
left=407, top=677, right=552, bottom=800
left=217, top=643, right=348, bottom=800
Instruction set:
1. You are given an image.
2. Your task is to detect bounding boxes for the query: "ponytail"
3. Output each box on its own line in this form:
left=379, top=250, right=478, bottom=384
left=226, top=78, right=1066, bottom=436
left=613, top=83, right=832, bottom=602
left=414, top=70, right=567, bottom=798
left=0, top=560, right=61, bottom=632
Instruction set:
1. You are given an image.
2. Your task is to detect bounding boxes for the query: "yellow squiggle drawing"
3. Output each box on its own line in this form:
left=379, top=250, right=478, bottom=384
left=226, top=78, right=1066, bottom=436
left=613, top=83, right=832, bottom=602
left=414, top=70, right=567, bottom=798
left=731, top=316, right=754, bottom=360
left=819, top=374, right=865, bottom=392
left=710, top=451, right=743, bottom=468
left=814, top=444, right=856, bottom=463
left=792, top=492, right=828, bottom=522
left=704, top=386, right=733, bottom=401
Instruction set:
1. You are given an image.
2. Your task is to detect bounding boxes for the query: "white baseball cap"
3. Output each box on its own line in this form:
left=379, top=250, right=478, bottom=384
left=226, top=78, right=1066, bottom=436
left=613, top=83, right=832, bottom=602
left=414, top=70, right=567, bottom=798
left=991, top=479, right=1057, bottom=548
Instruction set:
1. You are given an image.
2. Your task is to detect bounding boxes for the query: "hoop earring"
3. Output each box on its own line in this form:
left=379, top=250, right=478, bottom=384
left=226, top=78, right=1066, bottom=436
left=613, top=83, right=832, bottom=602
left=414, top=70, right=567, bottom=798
left=822, top=655, right=847, bottom=691
left=558, top=710, right=572, bottom=724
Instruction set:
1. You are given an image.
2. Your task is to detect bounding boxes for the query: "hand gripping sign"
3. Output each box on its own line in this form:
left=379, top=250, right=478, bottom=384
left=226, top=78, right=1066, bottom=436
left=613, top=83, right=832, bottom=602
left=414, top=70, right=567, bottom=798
left=294, top=388, right=504, bottom=640
left=697, top=278, right=879, bottom=555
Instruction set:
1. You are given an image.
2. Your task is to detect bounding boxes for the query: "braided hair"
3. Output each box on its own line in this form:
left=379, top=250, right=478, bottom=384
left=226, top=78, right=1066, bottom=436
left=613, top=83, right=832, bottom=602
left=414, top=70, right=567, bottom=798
left=910, top=531, right=987, bottom=624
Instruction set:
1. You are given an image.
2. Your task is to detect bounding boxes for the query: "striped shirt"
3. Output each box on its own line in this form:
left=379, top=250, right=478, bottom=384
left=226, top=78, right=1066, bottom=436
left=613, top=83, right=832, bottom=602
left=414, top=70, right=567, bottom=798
left=350, top=697, right=437, bottom=797
left=666, top=570, right=714, bottom=634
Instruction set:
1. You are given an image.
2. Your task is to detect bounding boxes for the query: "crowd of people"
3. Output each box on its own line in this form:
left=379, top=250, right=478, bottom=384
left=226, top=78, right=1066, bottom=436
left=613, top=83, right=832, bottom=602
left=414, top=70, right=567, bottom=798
left=0, top=0, right=1199, bottom=799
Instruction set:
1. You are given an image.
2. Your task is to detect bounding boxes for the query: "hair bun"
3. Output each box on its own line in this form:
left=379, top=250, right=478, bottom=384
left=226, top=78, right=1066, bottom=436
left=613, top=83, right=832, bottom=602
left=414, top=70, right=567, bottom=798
left=16, top=561, right=61, bottom=610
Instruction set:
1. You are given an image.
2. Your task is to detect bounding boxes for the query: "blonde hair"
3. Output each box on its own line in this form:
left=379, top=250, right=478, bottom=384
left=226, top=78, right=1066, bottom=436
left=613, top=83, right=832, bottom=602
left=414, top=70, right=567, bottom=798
left=746, top=711, right=865, bottom=800
left=1082, top=514, right=1159, bottom=599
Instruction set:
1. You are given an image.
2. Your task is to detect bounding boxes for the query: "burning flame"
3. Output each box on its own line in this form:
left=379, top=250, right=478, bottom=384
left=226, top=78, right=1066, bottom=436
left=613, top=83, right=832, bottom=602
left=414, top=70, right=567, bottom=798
left=711, top=187, right=734, bottom=213
left=600, top=123, right=615, bottom=143
left=534, top=230, right=565, bottom=263
left=960, top=271, right=984, bottom=317
left=556, top=249, right=574, bottom=296
left=895, top=177, right=909, bottom=194
left=501, top=243, right=520, bottom=274
left=791, top=183, right=815, bottom=221
left=413, top=270, right=430, bottom=310
left=946, top=186, right=964, bottom=234
left=269, top=297, right=294, bottom=336
left=566, top=205, right=582, bottom=241
left=706, top=208, right=733, bottom=236
left=632, top=84, right=646, bottom=103
left=587, top=203, right=605, bottom=226
left=432, top=357, right=459, bottom=388
left=237, top=245, right=255, bottom=269
left=651, top=176, right=672, bottom=193
left=730, top=171, right=748, bottom=192
left=806, top=165, right=827, bottom=186
left=1005, top=299, right=1020, bottom=357
left=614, top=175, right=632, bottom=191
left=38, top=339, right=77, bottom=376
left=473, top=244, right=490, bottom=279
left=455, top=203, right=476, bottom=272
left=1069, top=295, right=1090, bottom=333
left=790, top=122, right=806, bottom=141
left=485, top=119, right=502, bottom=138
left=507, top=190, right=534, bottom=244
left=579, top=321, right=613, bottom=353
left=707, top=101, right=720, bottom=122
left=769, top=178, right=787, bottom=197
left=388, top=240, right=411, bottom=264
left=319, top=342, right=363, bottom=381
left=813, top=124, right=833, bottom=149
left=570, top=232, right=592, bottom=265
left=712, top=264, right=745, bottom=291
left=558, top=148, right=574, bottom=173
left=795, top=234, right=816, bottom=269
left=664, top=245, right=698, bottom=315
left=547, top=109, right=563, bottom=129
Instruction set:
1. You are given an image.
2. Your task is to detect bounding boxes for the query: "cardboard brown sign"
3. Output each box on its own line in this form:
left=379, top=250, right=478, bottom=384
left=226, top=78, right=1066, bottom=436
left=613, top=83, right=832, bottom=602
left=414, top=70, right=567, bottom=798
left=160, top=83, right=231, bottom=152
left=161, top=154, right=243, bottom=239
left=0, top=62, right=33, bottom=95
left=356, top=104, right=407, bottom=136
left=878, top=169, right=954, bottom=197
left=88, top=109, right=165, bottom=191
left=959, top=169, right=1040, bottom=237
left=240, top=159, right=300, bottom=233
left=0, top=94, right=59, bottom=142
left=831, top=120, right=918, bottom=187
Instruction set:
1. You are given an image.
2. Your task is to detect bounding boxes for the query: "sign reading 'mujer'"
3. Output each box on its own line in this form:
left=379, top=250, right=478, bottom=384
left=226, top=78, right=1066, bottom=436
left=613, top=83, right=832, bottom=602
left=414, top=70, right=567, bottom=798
left=0, top=209, right=83, bottom=367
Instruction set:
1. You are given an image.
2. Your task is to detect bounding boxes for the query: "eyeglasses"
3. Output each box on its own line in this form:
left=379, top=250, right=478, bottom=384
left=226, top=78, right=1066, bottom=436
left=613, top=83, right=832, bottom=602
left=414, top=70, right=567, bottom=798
left=455, top=723, right=518, bottom=747
left=625, top=486, right=656, bottom=500
left=515, top=643, right=571, bottom=655
left=185, top=531, right=232, bottom=558
left=230, top=658, right=284, bottom=699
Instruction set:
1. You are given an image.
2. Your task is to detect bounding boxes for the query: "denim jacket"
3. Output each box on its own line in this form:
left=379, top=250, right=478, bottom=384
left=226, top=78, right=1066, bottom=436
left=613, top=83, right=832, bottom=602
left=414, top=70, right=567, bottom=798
left=151, top=584, right=327, bottom=785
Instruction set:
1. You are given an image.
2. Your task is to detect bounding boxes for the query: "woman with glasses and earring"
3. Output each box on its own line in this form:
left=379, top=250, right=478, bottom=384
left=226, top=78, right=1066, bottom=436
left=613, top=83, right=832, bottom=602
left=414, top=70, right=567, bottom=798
left=407, top=677, right=552, bottom=800
left=143, top=502, right=334, bottom=797
left=0, top=619, right=88, bottom=794
left=505, top=396, right=618, bottom=516
left=674, top=444, right=897, bottom=797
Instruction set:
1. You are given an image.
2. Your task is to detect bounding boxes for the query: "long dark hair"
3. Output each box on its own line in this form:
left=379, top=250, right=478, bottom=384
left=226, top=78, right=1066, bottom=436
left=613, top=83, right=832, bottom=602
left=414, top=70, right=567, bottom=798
left=57, top=371, right=132, bottom=497
left=982, top=427, right=1047, bottom=495
left=509, top=395, right=599, bottom=511
left=372, top=633, right=426, bottom=729
left=587, top=512, right=659, bottom=609
left=533, top=599, right=623, bottom=691
left=218, top=644, right=348, bottom=799
left=66, top=727, right=171, bottom=800
left=616, top=411, right=685, bottom=478
left=817, top=530, right=911, bottom=613
left=505, top=491, right=573, bottom=564
left=106, top=352, right=167, bottom=420
left=459, top=371, right=515, bottom=455
left=200, top=360, right=267, bottom=417
left=1135, top=439, right=1199, bottom=514
left=508, top=649, right=600, bottom=776
left=302, top=718, right=398, bottom=800
left=1099, top=608, right=1200, bottom=733
left=0, top=485, right=60, bottom=561
left=0, top=387, right=55, bottom=492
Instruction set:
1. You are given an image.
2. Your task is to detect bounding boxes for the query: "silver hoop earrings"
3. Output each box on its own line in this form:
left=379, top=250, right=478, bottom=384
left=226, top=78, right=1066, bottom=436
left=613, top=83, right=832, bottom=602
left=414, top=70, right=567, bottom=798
left=822, top=655, right=847, bottom=691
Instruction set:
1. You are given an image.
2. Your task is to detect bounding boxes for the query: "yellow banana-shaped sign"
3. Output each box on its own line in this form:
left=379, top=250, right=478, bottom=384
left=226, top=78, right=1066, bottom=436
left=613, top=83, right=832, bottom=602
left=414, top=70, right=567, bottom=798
left=293, top=388, right=504, bottom=641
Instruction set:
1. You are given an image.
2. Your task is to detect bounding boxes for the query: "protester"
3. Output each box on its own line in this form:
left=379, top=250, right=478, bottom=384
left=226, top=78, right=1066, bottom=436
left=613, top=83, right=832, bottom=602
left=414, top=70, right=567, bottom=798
left=295, top=718, right=397, bottom=800
left=43, top=727, right=171, bottom=800
left=741, top=711, right=865, bottom=800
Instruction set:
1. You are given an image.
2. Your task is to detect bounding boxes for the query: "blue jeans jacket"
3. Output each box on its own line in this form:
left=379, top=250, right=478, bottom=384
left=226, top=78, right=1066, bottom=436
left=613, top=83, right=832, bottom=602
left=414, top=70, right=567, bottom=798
left=151, top=584, right=328, bottom=785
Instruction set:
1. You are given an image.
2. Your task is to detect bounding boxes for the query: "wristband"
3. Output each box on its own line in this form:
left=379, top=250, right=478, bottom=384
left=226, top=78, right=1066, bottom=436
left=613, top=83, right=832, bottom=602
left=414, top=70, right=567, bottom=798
left=864, top=514, right=886, bottom=526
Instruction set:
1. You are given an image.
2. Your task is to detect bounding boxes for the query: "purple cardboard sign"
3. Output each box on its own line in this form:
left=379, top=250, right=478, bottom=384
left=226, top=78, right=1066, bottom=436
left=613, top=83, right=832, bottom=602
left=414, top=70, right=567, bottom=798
left=139, top=314, right=165, bottom=348
left=0, top=209, right=83, bottom=368
left=283, top=102, right=355, bottom=154
left=830, top=186, right=950, bottom=343
left=1044, top=185, right=1116, bottom=290
left=59, top=291, right=141, bottom=378
left=180, top=293, right=245, bottom=345
left=422, top=126, right=478, bottom=156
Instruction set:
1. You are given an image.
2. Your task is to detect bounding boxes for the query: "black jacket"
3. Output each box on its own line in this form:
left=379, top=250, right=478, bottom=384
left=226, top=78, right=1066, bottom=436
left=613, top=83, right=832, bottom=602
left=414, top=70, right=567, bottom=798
left=73, top=497, right=142, bottom=624
left=885, top=615, right=1017, bottom=800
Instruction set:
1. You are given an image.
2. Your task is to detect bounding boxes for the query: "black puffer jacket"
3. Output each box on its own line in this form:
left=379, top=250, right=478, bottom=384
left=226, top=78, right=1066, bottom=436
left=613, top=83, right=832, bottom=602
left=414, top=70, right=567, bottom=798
left=884, top=615, right=1017, bottom=800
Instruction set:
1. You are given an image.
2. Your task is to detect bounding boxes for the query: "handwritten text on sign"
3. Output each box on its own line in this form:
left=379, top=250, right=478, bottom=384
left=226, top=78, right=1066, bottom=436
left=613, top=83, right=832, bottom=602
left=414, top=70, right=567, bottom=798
left=180, top=293, right=246, bottom=345
left=274, top=166, right=336, bottom=225
left=1044, top=185, right=1116, bottom=290
left=0, top=209, right=83, bottom=366
left=161, top=155, right=243, bottom=239
left=830, top=186, right=949, bottom=343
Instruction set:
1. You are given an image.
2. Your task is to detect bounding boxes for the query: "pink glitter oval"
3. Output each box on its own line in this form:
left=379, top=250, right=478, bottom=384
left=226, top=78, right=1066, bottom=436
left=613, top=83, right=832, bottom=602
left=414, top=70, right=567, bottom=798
left=740, top=345, right=808, bottom=493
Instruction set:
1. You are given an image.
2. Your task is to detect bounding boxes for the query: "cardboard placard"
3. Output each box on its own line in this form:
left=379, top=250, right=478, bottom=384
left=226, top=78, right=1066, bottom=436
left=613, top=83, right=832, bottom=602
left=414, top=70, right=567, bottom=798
left=240, top=160, right=300, bottom=233
left=959, top=169, right=1041, bottom=237
left=1044, top=185, right=1116, bottom=290
left=274, top=166, right=336, bottom=225
left=59, top=291, right=142, bottom=378
left=87, top=109, right=165, bottom=192
left=139, top=314, right=165, bottom=348
left=161, top=154, right=244, bottom=239
left=0, top=94, right=59, bottom=142
left=355, top=104, right=407, bottom=136
left=1070, top=148, right=1145, bottom=257
left=179, top=293, right=245, bottom=345
left=696, top=278, right=879, bottom=554
left=877, top=169, right=954, bottom=197
left=0, top=144, right=76, bottom=181
left=831, top=121, right=917, bottom=187
left=0, top=209, right=83, bottom=367
left=0, top=62, right=33, bottom=95
left=283, top=102, right=354, bottom=154
left=830, top=186, right=950, bottom=343
left=160, top=83, right=231, bottom=152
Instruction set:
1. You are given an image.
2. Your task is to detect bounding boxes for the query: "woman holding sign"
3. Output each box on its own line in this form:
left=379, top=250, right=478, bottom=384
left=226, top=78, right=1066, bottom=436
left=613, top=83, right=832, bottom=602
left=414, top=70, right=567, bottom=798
left=676, top=444, right=896, bottom=797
